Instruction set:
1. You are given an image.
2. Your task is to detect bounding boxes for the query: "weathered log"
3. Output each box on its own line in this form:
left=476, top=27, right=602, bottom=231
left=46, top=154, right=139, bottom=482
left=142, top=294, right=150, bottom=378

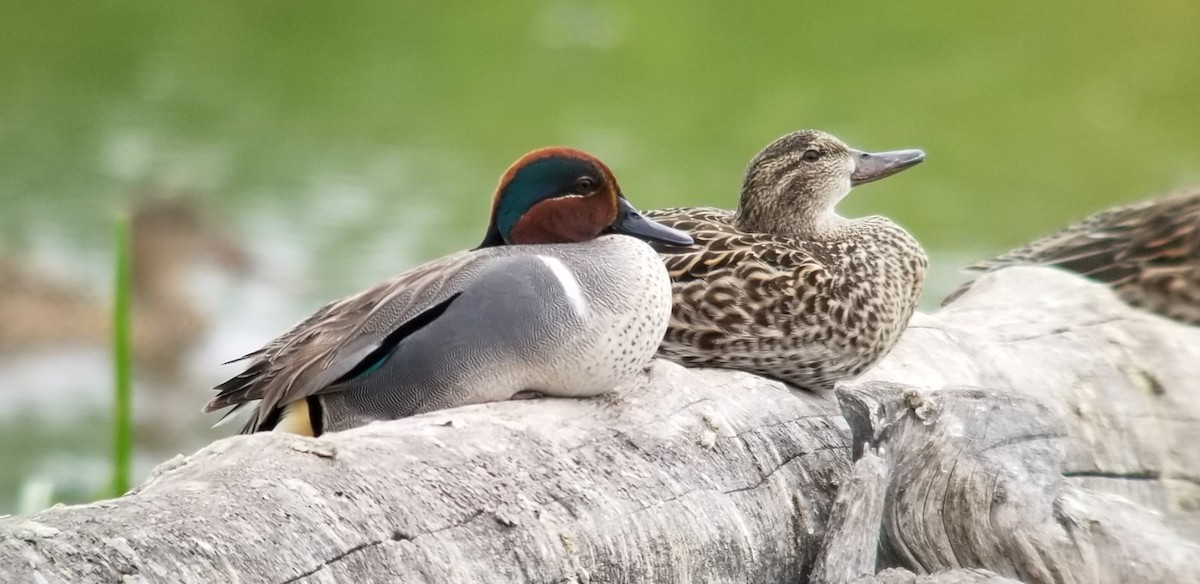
left=1, top=267, right=1198, bottom=583
left=810, top=449, right=1022, bottom=584
left=4, top=365, right=847, bottom=583
left=814, top=386, right=1200, bottom=584
left=851, top=267, right=1200, bottom=539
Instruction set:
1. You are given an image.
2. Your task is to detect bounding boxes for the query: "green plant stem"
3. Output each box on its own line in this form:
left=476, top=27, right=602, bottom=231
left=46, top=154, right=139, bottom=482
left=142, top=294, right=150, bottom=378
left=111, top=214, right=133, bottom=497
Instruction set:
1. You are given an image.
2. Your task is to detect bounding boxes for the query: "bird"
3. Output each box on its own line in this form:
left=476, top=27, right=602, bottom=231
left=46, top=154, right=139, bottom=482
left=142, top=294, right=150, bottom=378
left=204, top=147, right=694, bottom=436
left=0, top=195, right=247, bottom=379
left=944, top=185, right=1200, bottom=325
left=643, top=130, right=927, bottom=390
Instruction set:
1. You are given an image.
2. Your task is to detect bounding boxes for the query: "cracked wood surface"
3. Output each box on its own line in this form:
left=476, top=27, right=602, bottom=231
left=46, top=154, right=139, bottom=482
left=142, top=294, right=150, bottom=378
left=1, top=267, right=1199, bottom=583
left=814, top=387, right=1200, bottom=584
left=1, top=364, right=850, bottom=583
left=809, top=449, right=1024, bottom=584
left=848, top=267, right=1200, bottom=540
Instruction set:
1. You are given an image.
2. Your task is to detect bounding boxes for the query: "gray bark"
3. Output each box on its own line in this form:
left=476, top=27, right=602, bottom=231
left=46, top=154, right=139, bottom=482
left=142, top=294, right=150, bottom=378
left=1, top=266, right=1199, bottom=583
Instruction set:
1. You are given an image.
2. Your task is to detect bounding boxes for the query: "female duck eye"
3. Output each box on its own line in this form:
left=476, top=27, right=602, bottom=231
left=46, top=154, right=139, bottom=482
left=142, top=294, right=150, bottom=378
left=575, top=177, right=598, bottom=190
left=802, top=150, right=821, bottom=161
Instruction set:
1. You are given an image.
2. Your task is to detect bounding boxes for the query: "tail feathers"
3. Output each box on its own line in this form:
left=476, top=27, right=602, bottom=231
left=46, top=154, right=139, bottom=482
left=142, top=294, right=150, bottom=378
left=204, top=361, right=269, bottom=413
left=209, top=402, right=248, bottom=428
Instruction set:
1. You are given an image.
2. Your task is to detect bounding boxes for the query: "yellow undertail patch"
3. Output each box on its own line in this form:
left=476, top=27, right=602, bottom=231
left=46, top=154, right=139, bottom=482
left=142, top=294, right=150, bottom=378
left=274, top=400, right=315, bottom=437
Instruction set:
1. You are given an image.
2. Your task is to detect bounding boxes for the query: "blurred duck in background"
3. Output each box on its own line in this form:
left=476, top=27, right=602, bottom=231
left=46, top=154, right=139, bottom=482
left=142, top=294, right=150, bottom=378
left=946, top=186, right=1200, bottom=326
left=0, top=194, right=249, bottom=382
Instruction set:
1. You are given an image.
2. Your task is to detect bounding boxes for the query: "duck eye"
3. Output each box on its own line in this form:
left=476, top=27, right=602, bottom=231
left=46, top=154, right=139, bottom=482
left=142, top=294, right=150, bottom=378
left=802, top=150, right=821, bottom=162
left=575, top=176, right=598, bottom=191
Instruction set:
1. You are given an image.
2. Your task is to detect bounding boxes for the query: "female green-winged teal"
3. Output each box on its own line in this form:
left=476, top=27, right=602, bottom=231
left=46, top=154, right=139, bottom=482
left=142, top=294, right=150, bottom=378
left=0, top=196, right=246, bottom=379
left=945, top=186, right=1200, bottom=325
left=205, top=147, right=693, bottom=436
left=644, top=130, right=926, bottom=390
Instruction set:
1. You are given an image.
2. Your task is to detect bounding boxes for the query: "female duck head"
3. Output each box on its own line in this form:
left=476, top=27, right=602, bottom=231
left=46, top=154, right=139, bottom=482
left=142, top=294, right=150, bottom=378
left=477, top=147, right=693, bottom=248
left=736, top=130, right=925, bottom=235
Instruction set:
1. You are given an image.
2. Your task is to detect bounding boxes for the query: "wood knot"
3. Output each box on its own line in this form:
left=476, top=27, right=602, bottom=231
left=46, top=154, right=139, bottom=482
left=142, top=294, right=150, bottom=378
left=901, top=388, right=939, bottom=422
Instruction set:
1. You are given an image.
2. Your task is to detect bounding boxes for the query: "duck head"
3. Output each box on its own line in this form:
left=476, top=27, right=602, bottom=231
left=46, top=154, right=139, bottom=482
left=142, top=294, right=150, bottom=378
left=477, top=147, right=693, bottom=248
left=736, top=130, right=924, bottom=236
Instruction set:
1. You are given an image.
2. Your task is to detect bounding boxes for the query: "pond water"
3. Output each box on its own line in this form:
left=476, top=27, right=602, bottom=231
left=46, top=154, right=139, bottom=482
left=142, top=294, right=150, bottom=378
left=2, top=0, right=1198, bottom=511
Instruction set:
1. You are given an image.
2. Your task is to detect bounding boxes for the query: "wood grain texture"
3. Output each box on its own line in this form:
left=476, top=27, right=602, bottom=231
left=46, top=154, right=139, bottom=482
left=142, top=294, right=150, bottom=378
left=817, top=386, right=1200, bottom=584
left=1, top=266, right=1199, bottom=583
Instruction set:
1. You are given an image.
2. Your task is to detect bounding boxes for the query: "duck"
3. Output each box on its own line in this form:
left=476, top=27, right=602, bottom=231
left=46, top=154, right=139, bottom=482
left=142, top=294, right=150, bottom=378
left=204, top=147, right=694, bottom=436
left=643, top=130, right=927, bottom=391
left=0, top=196, right=247, bottom=380
left=944, top=185, right=1200, bottom=325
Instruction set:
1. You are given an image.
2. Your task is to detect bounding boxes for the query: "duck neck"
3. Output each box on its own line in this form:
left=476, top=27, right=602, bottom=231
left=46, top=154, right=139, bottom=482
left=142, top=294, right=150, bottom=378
left=735, top=198, right=849, bottom=240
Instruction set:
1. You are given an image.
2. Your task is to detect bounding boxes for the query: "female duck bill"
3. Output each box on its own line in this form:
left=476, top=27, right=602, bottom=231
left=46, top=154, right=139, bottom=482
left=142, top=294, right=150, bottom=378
left=850, top=149, right=926, bottom=186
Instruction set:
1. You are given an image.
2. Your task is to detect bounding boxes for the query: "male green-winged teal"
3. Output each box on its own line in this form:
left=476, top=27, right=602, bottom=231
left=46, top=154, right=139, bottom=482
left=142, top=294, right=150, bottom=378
left=945, top=185, right=1200, bottom=325
left=205, top=147, right=693, bottom=436
left=0, top=196, right=246, bottom=379
left=644, top=130, right=926, bottom=390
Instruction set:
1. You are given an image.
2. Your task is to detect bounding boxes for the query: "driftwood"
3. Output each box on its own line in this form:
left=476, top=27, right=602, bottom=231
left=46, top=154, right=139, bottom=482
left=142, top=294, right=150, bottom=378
left=2, top=266, right=1199, bottom=583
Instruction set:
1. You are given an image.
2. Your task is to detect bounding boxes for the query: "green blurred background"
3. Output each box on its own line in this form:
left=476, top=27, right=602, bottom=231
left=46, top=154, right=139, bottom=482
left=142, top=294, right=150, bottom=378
left=1, top=0, right=1198, bottom=512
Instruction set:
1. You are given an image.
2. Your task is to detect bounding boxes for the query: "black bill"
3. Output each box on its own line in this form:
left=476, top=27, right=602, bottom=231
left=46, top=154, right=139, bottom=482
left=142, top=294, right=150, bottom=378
left=608, top=197, right=694, bottom=247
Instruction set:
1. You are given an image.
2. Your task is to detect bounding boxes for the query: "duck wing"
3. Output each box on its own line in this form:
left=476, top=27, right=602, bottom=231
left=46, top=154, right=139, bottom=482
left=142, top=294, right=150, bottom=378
left=205, top=249, right=498, bottom=432
left=644, top=207, right=833, bottom=339
left=947, top=188, right=1200, bottom=305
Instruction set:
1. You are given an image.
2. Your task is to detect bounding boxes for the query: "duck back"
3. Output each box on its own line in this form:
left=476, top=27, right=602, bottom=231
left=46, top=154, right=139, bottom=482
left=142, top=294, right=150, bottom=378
left=315, top=235, right=672, bottom=432
left=647, top=208, right=926, bottom=390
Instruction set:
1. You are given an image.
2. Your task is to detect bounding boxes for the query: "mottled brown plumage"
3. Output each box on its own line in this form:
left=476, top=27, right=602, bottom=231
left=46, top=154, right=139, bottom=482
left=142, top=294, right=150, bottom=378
left=645, top=130, right=927, bottom=390
left=946, top=186, right=1200, bottom=325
